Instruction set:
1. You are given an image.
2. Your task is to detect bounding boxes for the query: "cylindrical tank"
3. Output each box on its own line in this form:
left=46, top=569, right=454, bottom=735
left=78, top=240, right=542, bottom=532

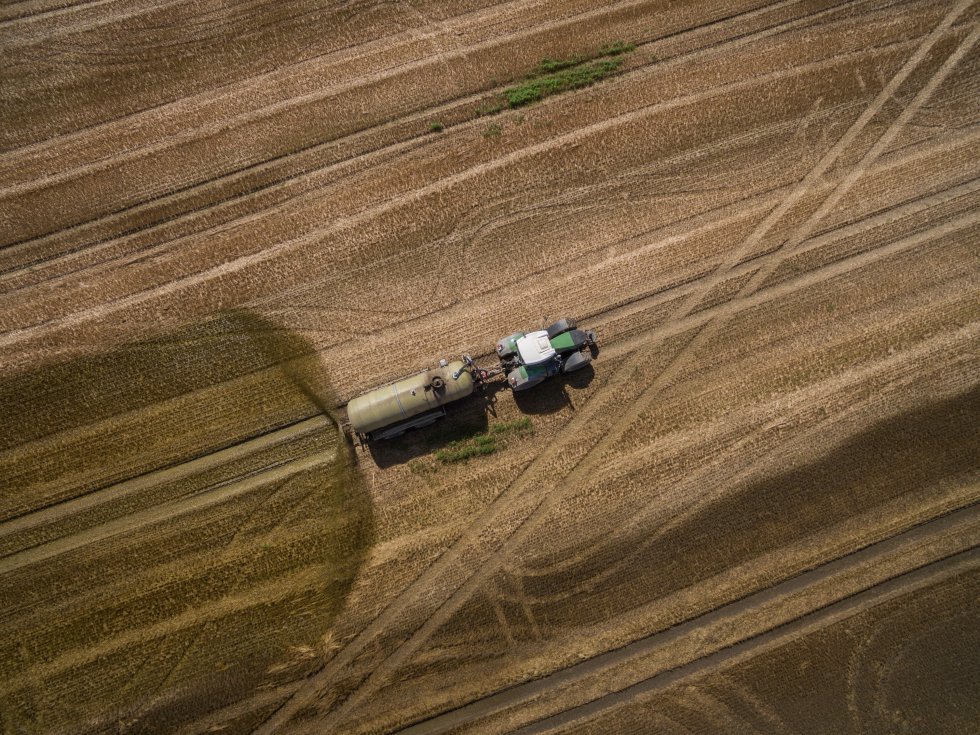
left=347, top=360, right=474, bottom=435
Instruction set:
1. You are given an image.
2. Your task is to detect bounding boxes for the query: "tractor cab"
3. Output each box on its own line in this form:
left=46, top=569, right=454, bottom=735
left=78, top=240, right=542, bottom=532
left=492, top=318, right=597, bottom=391
left=515, top=330, right=557, bottom=366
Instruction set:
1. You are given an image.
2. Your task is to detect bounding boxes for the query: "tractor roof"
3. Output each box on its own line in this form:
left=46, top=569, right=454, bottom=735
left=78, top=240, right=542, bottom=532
left=516, top=330, right=556, bottom=366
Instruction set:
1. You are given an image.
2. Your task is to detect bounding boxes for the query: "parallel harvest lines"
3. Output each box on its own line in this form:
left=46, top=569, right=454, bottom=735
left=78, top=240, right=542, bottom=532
left=0, top=415, right=330, bottom=549
left=0, top=27, right=947, bottom=353
left=13, top=204, right=972, bottom=570
left=0, top=0, right=856, bottom=308
left=262, top=7, right=977, bottom=730
left=0, top=0, right=863, bottom=280
left=393, top=503, right=980, bottom=734
left=0, top=0, right=196, bottom=44
left=0, top=448, right=336, bottom=576
left=0, top=0, right=661, bottom=236
left=517, top=540, right=980, bottom=734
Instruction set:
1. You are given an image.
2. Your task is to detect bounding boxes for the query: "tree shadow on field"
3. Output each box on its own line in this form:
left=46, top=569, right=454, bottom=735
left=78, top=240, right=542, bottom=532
left=0, top=311, right=374, bottom=735
left=515, top=386, right=980, bottom=633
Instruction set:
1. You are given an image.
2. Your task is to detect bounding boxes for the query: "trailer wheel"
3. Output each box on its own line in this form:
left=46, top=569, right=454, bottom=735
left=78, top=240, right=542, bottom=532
left=546, top=318, right=576, bottom=339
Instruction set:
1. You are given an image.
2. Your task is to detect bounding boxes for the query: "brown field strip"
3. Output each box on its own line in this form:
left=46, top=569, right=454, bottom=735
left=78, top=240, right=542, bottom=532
left=391, top=504, right=980, bottom=734
left=515, top=548, right=980, bottom=734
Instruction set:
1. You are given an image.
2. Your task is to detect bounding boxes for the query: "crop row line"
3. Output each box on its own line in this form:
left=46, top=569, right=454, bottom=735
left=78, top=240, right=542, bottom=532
left=394, top=501, right=980, bottom=734
left=270, top=8, right=978, bottom=730
left=0, top=0, right=857, bottom=279
left=0, top=448, right=337, bottom=576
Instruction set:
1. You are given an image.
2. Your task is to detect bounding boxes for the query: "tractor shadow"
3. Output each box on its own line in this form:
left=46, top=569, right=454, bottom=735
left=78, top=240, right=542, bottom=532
left=514, top=363, right=595, bottom=415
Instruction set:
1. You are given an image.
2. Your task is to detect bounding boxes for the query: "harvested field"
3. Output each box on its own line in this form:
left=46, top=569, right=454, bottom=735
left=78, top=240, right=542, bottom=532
left=1, top=0, right=978, bottom=733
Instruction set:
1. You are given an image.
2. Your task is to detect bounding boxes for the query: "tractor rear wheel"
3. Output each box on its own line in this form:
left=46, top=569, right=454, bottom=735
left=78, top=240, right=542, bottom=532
left=546, top=318, right=576, bottom=339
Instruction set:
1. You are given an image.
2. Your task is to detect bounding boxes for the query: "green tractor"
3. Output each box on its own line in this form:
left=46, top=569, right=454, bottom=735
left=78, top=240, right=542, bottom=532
left=494, top=318, right=597, bottom=391
left=346, top=318, right=596, bottom=442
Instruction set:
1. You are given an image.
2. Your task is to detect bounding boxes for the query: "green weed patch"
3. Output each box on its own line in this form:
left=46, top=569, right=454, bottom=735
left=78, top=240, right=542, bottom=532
left=435, top=417, right=533, bottom=463
left=502, top=41, right=635, bottom=109
left=505, top=58, right=622, bottom=107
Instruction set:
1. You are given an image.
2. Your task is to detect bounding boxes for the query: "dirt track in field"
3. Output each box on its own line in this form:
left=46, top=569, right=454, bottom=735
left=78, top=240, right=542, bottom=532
left=1, top=0, right=978, bottom=733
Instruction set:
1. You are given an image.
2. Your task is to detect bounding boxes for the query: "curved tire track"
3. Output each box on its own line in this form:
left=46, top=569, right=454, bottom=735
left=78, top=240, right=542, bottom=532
left=271, top=9, right=978, bottom=731
left=393, top=502, right=980, bottom=734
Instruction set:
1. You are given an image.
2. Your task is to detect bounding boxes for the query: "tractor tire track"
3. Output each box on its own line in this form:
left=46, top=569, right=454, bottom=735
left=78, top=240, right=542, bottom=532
left=274, top=8, right=976, bottom=730
left=0, top=448, right=337, bottom=576
left=513, top=543, right=980, bottom=735
left=502, top=319, right=980, bottom=600
left=392, top=502, right=980, bottom=735
left=0, top=0, right=187, bottom=46
left=0, top=29, right=947, bottom=351
left=0, top=415, right=330, bottom=545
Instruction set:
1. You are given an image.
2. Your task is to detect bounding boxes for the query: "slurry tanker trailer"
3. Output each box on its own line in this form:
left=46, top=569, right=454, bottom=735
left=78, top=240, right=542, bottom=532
left=346, top=318, right=596, bottom=442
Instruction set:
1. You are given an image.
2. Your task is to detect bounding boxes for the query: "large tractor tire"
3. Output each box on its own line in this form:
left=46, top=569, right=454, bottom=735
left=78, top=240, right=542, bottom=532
left=561, top=350, right=591, bottom=373
left=507, top=367, right=546, bottom=391
left=546, top=318, right=577, bottom=339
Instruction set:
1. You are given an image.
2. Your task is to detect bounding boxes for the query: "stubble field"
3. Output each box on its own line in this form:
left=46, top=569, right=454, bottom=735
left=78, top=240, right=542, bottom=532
left=1, top=0, right=978, bottom=733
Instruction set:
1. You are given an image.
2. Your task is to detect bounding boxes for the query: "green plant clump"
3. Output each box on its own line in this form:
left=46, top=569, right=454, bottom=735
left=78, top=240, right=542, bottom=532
left=535, top=55, right=585, bottom=74
left=474, top=40, right=636, bottom=117
left=504, top=57, right=623, bottom=108
left=433, top=417, right=533, bottom=464
left=600, top=40, right=636, bottom=56
left=429, top=121, right=444, bottom=133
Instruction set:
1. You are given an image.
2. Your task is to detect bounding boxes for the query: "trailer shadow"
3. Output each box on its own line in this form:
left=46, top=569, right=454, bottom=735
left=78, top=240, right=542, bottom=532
left=364, top=364, right=595, bottom=467
left=363, top=387, right=495, bottom=468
